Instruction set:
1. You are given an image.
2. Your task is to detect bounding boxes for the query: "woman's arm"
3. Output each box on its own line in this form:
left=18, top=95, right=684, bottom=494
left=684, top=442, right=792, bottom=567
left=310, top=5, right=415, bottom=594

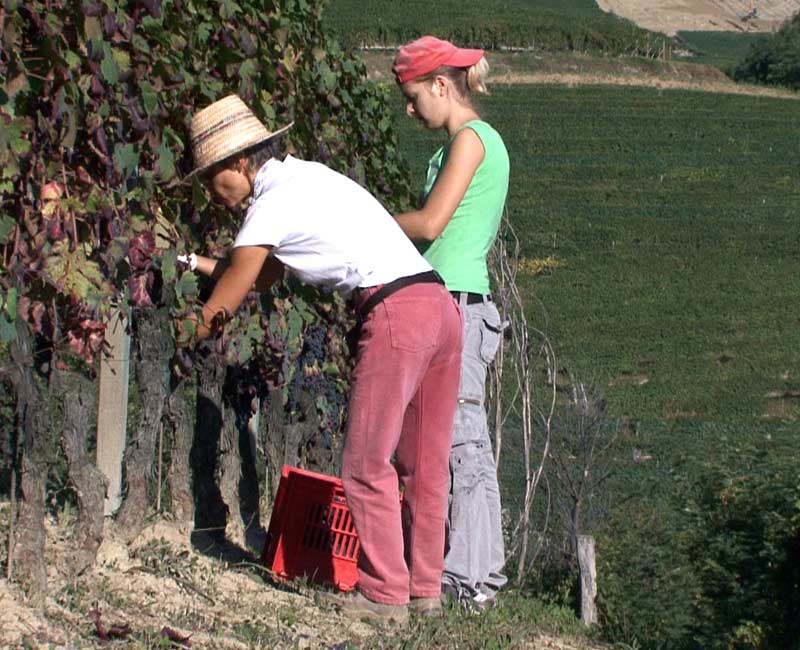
left=194, top=254, right=227, bottom=280
left=194, top=253, right=284, bottom=290
left=395, top=128, right=485, bottom=242
left=195, top=245, right=271, bottom=340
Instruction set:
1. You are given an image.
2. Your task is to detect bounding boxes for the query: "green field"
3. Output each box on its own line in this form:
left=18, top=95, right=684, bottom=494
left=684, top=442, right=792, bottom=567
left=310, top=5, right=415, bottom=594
left=677, top=30, right=769, bottom=70
left=387, top=78, right=800, bottom=646
left=392, top=83, right=800, bottom=422
left=322, top=0, right=670, bottom=55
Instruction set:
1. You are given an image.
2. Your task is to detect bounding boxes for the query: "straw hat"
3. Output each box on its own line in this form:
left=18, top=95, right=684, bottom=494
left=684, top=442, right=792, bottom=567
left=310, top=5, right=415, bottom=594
left=187, top=94, right=293, bottom=179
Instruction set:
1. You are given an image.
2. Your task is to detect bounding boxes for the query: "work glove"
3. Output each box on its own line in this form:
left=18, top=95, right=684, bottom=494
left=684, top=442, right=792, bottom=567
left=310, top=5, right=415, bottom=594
left=177, top=252, right=198, bottom=271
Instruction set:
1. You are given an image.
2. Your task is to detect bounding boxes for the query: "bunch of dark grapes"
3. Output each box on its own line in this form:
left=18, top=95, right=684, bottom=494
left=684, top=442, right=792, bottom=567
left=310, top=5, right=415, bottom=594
left=286, top=325, right=347, bottom=439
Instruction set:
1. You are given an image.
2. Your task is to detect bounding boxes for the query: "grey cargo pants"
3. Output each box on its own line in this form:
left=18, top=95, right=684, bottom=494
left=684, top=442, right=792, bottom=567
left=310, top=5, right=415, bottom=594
left=442, top=294, right=508, bottom=598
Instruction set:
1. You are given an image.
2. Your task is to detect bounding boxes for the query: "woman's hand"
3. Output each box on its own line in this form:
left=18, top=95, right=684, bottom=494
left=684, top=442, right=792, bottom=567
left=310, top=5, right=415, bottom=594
left=195, top=245, right=272, bottom=340
left=394, top=127, right=485, bottom=241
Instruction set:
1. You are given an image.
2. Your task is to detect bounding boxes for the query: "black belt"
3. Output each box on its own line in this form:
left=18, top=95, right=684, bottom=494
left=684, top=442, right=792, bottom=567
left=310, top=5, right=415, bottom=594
left=347, top=271, right=445, bottom=355
left=450, top=291, right=491, bottom=305
left=357, top=270, right=444, bottom=319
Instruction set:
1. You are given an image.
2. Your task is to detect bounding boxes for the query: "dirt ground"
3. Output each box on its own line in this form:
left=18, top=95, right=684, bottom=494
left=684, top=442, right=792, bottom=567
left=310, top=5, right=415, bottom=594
left=595, top=0, right=800, bottom=35
left=1, top=516, right=374, bottom=649
left=0, top=510, right=600, bottom=649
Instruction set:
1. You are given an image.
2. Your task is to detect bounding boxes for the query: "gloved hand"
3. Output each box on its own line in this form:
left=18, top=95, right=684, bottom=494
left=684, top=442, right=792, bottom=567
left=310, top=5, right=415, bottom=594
left=177, top=252, right=198, bottom=271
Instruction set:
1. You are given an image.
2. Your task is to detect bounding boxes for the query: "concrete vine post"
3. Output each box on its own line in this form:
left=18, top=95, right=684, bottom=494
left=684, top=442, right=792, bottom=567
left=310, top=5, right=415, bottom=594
left=95, top=310, right=130, bottom=516
left=578, top=535, right=598, bottom=625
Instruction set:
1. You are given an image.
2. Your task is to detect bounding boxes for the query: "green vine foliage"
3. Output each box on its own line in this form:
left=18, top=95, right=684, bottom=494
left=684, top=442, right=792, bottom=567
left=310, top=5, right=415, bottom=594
left=0, top=0, right=414, bottom=443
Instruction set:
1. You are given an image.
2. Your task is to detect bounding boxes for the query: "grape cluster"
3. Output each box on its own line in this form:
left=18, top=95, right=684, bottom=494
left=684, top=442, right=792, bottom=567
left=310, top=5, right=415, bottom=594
left=286, top=325, right=347, bottom=438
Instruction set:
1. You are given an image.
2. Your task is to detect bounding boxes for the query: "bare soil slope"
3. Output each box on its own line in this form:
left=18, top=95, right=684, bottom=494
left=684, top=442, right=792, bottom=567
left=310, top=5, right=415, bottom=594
left=595, top=0, right=800, bottom=35
left=1, top=510, right=601, bottom=649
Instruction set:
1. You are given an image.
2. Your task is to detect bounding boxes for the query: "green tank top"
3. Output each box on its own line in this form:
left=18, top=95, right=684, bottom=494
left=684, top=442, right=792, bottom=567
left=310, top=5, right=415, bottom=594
left=418, top=120, right=510, bottom=295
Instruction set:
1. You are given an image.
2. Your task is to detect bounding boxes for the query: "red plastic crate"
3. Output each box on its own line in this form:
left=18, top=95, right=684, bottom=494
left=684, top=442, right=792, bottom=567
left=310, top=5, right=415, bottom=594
left=261, top=465, right=361, bottom=591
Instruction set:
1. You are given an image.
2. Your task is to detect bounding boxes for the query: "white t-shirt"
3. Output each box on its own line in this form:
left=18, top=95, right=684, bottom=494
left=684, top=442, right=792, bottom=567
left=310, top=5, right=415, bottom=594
left=234, top=156, right=431, bottom=295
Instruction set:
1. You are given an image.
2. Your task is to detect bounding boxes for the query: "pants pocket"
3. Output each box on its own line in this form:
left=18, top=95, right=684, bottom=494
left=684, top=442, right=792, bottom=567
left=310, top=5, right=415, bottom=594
left=479, top=309, right=508, bottom=364
left=385, top=296, right=441, bottom=352
left=449, top=442, right=481, bottom=533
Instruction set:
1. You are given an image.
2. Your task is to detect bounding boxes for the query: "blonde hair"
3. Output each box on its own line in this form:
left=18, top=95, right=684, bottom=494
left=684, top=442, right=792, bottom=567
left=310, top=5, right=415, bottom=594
left=466, top=57, right=490, bottom=94
left=423, top=56, right=490, bottom=98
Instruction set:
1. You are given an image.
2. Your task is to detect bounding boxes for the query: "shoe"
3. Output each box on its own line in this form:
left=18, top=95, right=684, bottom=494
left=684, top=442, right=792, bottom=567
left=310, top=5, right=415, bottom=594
left=409, top=597, right=443, bottom=618
left=440, top=583, right=497, bottom=613
left=319, top=589, right=409, bottom=625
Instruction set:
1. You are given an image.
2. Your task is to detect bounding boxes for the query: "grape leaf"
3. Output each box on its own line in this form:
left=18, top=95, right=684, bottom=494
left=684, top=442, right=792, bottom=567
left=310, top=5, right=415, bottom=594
left=0, top=314, right=16, bottom=344
left=156, top=141, right=175, bottom=181
left=100, top=52, right=120, bottom=84
left=0, top=215, right=15, bottom=243
left=175, top=271, right=198, bottom=299
left=4, top=287, right=17, bottom=319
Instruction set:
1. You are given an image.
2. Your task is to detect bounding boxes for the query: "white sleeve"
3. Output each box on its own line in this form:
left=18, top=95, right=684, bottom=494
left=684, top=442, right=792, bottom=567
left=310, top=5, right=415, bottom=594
left=233, top=195, right=288, bottom=249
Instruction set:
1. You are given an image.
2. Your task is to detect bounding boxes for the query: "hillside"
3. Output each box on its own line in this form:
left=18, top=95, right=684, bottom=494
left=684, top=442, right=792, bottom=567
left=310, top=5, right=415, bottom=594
left=596, top=0, right=800, bottom=35
left=357, top=49, right=799, bottom=98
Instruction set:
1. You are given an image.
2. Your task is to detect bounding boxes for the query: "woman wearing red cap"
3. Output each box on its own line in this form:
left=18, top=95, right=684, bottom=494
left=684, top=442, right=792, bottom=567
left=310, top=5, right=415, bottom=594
left=393, top=36, right=510, bottom=612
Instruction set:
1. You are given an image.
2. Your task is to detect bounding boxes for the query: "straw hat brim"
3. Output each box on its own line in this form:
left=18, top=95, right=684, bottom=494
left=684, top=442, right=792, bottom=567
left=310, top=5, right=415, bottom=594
left=183, top=121, right=293, bottom=184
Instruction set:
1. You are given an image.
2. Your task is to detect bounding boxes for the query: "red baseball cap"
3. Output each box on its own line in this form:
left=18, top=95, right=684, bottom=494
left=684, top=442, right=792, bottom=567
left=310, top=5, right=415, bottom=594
left=393, top=36, right=485, bottom=84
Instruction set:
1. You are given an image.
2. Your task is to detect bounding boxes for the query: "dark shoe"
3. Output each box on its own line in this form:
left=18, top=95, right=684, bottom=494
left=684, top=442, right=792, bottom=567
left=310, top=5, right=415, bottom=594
left=409, top=597, right=443, bottom=618
left=319, top=589, right=409, bottom=625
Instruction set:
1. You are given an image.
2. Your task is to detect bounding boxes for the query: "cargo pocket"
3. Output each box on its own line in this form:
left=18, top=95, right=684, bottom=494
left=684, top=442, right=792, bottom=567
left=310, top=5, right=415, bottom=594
left=449, top=442, right=481, bottom=533
left=479, top=313, right=509, bottom=364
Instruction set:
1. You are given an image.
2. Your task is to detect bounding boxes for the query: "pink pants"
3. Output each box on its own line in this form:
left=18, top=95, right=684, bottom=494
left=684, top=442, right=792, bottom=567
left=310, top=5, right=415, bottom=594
left=342, top=281, right=463, bottom=605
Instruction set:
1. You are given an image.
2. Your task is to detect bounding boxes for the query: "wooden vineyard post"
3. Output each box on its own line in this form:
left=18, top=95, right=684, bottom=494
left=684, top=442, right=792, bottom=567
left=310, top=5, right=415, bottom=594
left=578, top=535, right=598, bottom=626
left=96, top=311, right=131, bottom=516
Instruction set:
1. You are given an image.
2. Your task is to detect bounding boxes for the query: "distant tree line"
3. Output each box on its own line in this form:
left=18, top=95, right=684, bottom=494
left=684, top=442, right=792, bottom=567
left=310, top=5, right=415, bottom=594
left=733, top=12, right=800, bottom=90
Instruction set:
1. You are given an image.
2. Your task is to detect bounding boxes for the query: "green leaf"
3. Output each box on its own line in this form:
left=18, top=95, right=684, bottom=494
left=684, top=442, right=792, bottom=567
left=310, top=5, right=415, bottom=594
left=64, top=50, right=81, bottom=70
left=286, top=309, right=303, bottom=343
left=114, top=143, right=139, bottom=179
left=45, top=13, right=62, bottom=34
left=100, top=52, right=120, bottom=84
left=156, top=141, right=175, bottom=181
left=239, top=59, right=258, bottom=81
left=140, top=81, right=158, bottom=115
left=10, top=133, right=30, bottom=155
left=0, top=314, right=15, bottom=344
left=221, top=0, right=242, bottom=18
left=175, top=271, right=198, bottom=299
left=0, top=215, right=15, bottom=243
left=4, top=287, right=16, bottom=319
left=132, top=34, right=150, bottom=54
left=111, top=47, right=131, bottom=72
left=42, top=241, right=110, bottom=300
left=84, top=16, right=102, bottom=40
left=160, top=249, right=177, bottom=282
left=236, top=336, right=253, bottom=365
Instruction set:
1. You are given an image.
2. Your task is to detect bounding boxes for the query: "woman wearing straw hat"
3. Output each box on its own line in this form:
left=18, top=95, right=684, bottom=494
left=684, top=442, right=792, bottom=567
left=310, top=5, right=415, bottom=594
left=180, top=95, right=463, bottom=624
left=392, top=36, right=510, bottom=612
